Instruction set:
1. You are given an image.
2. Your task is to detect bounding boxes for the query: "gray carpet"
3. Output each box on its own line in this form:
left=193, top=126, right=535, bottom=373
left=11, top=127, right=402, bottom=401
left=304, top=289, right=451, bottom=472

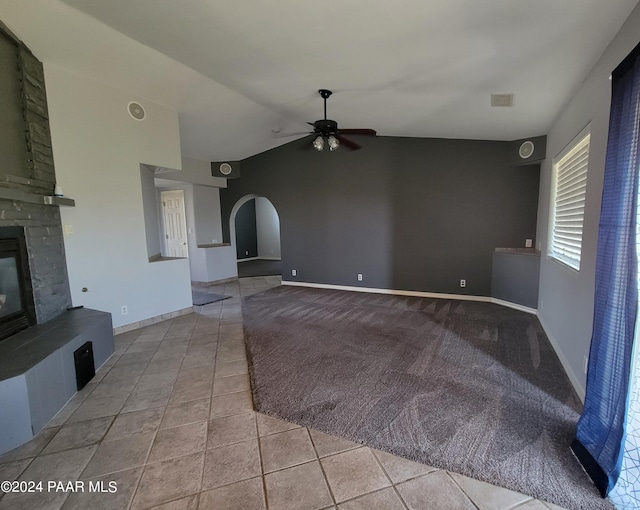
left=191, top=290, right=230, bottom=306
left=242, top=286, right=612, bottom=510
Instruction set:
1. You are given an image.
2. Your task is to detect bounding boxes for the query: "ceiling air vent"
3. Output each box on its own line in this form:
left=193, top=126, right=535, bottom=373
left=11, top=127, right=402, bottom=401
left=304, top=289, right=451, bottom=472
left=491, top=94, right=514, bottom=107
left=128, top=101, right=146, bottom=120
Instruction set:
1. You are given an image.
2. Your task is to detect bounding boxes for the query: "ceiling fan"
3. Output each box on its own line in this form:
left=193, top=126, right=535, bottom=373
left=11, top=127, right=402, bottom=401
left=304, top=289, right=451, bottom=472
left=277, top=89, right=377, bottom=151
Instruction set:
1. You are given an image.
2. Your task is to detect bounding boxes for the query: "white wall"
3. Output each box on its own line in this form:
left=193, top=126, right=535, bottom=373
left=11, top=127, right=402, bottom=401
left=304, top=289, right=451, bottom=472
left=45, top=64, right=192, bottom=328
left=204, top=247, right=238, bottom=282
left=194, top=186, right=223, bottom=246
left=537, top=4, right=640, bottom=400
left=140, top=165, right=162, bottom=258
left=193, top=183, right=237, bottom=281
left=256, top=197, right=281, bottom=259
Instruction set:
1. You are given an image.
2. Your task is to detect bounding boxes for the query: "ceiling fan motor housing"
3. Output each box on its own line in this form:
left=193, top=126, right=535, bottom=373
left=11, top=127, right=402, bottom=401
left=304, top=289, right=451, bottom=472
left=314, top=119, right=338, bottom=135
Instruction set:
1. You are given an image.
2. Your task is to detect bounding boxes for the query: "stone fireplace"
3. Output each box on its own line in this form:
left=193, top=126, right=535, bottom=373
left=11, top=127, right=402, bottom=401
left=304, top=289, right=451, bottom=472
left=0, top=23, right=73, bottom=323
left=0, top=23, right=114, bottom=455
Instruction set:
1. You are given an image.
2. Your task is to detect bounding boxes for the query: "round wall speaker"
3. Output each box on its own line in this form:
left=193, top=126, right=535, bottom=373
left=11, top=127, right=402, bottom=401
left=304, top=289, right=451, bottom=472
left=519, top=140, right=535, bottom=159
left=127, top=101, right=146, bottom=121
left=219, top=163, right=232, bottom=176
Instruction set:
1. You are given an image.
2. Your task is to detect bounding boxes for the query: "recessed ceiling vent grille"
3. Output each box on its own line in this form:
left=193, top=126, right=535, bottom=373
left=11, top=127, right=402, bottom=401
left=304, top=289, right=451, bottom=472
left=128, top=101, right=146, bottom=120
left=491, top=94, right=514, bottom=107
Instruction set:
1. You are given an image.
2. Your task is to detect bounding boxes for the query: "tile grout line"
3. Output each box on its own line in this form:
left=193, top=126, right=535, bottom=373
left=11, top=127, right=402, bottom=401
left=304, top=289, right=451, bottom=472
left=369, top=449, right=410, bottom=510
left=445, top=471, right=481, bottom=510
left=126, top=325, right=173, bottom=510
left=256, top=422, right=271, bottom=510
left=308, top=426, right=339, bottom=507
left=196, top=297, right=223, bottom=505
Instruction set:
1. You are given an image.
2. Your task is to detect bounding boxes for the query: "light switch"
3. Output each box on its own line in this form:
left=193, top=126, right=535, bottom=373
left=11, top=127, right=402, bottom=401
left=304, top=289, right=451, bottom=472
left=64, top=225, right=73, bottom=236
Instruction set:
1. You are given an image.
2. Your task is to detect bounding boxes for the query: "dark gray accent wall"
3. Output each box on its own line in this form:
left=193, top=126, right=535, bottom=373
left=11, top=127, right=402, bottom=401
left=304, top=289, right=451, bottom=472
left=220, top=135, right=540, bottom=297
left=0, top=26, right=72, bottom=323
left=235, top=199, right=258, bottom=260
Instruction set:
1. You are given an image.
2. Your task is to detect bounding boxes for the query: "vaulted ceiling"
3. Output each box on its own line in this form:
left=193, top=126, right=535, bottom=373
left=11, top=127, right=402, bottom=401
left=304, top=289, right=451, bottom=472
left=1, top=0, right=638, bottom=161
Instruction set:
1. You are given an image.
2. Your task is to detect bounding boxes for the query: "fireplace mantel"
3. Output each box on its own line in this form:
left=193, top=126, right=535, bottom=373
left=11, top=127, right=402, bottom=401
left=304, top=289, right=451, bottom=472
left=0, top=186, right=75, bottom=207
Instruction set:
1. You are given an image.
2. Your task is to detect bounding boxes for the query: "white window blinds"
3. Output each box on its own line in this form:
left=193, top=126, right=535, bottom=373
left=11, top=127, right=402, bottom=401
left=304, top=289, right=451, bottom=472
left=549, top=131, right=590, bottom=270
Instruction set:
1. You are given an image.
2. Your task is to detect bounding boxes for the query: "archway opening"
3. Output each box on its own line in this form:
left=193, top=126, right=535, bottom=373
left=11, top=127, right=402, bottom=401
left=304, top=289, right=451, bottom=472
left=230, top=195, right=281, bottom=278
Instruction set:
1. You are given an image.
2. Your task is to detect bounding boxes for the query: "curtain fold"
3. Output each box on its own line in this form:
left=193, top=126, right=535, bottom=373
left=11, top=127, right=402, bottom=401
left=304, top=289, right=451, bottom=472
left=572, top=41, right=640, bottom=497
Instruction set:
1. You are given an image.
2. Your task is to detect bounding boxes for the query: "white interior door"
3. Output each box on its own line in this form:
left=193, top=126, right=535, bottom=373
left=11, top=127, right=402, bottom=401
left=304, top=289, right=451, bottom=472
left=161, top=190, right=188, bottom=258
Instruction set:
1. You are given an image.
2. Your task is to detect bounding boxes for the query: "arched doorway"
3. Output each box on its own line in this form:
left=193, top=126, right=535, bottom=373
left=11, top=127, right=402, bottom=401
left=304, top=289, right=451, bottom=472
left=230, top=195, right=281, bottom=278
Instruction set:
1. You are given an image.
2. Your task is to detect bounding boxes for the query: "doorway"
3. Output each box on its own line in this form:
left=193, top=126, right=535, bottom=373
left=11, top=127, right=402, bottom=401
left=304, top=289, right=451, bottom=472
left=161, top=190, right=188, bottom=258
left=231, top=196, right=281, bottom=277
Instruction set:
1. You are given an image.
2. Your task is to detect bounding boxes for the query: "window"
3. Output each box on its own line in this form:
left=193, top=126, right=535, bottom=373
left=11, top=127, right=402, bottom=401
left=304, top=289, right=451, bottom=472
left=549, top=128, right=591, bottom=270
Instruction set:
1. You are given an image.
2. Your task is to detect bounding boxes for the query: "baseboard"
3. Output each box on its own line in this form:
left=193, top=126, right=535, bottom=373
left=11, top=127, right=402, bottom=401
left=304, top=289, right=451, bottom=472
left=283, top=280, right=490, bottom=302
left=490, top=297, right=538, bottom=315
left=281, top=281, right=538, bottom=315
left=191, top=276, right=238, bottom=285
left=113, top=307, right=194, bottom=335
left=237, top=257, right=281, bottom=263
left=537, top=315, right=586, bottom=402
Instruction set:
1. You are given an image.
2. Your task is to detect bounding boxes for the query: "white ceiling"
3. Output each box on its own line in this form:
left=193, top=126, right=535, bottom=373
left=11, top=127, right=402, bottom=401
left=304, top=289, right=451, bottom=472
left=2, top=0, right=639, bottom=161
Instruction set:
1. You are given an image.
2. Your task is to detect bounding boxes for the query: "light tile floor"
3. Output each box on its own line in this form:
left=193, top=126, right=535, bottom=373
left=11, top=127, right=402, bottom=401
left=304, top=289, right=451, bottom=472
left=0, top=276, right=568, bottom=510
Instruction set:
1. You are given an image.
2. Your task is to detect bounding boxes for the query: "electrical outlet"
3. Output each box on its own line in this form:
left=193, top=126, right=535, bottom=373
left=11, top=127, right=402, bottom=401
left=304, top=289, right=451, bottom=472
left=460, top=279, right=466, bottom=288
left=292, top=269, right=297, bottom=277
left=525, top=239, right=533, bottom=248
left=357, top=273, right=363, bottom=281
left=121, top=305, right=128, bottom=315
left=212, top=239, right=218, bottom=244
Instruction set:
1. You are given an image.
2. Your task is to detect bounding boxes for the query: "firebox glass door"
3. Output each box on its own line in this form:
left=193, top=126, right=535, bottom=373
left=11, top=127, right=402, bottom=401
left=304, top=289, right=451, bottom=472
left=0, top=256, right=23, bottom=318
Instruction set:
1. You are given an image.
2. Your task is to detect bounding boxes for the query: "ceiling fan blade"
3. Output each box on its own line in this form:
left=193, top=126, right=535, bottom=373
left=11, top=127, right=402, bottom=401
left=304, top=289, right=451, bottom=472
left=272, top=131, right=312, bottom=139
left=338, top=128, right=377, bottom=136
left=336, top=134, right=361, bottom=151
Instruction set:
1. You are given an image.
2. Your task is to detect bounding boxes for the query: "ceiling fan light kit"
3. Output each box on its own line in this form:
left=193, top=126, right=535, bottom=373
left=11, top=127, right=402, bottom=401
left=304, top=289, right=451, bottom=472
left=313, top=136, right=324, bottom=151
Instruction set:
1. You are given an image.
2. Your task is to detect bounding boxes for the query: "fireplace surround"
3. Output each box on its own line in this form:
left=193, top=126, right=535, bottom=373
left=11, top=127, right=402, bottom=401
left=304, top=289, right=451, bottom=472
left=0, top=23, right=114, bottom=455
